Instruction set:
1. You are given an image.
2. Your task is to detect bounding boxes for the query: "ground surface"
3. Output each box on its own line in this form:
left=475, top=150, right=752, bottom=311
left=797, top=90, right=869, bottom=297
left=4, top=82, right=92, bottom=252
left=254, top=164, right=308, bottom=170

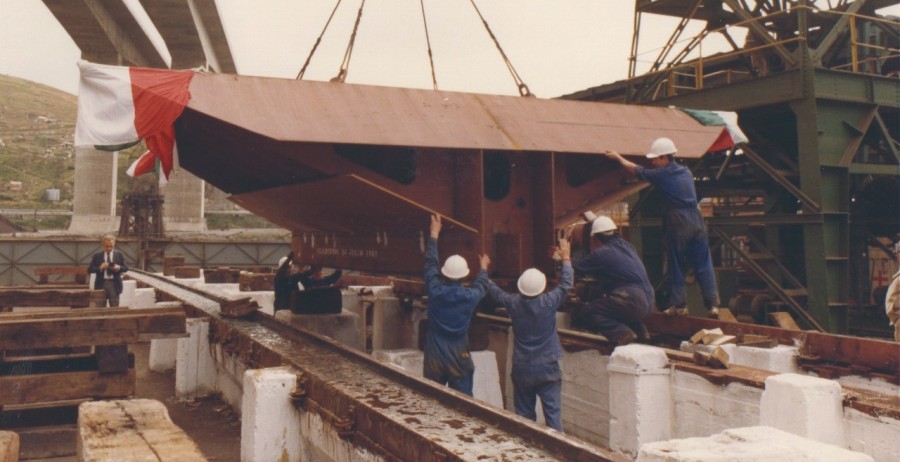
left=21, top=342, right=242, bottom=461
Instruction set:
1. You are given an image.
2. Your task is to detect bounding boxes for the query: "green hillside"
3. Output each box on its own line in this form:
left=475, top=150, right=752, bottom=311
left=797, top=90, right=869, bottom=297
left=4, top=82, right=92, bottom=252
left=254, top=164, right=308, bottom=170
left=0, top=74, right=277, bottom=231
left=0, top=74, right=78, bottom=207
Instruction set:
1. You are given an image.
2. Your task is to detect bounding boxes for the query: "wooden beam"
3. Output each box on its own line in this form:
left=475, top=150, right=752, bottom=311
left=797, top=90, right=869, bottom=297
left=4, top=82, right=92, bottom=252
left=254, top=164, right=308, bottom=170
left=0, top=289, right=97, bottom=308
left=0, top=431, right=18, bottom=462
left=0, top=307, right=186, bottom=350
left=78, top=399, right=206, bottom=461
left=0, top=369, right=134, bottom=406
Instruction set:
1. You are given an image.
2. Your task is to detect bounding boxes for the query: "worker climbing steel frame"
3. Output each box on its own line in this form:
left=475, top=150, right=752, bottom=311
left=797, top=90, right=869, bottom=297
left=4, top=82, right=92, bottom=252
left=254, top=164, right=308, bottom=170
left=570, top=0, right=900, bottom=334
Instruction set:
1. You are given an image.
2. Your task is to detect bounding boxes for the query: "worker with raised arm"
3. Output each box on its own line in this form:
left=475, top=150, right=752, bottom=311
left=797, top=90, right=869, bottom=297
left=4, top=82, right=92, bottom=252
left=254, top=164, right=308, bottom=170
left=573, top=215, right=655, bottom=346
left=423, top=214, right=489, bottom=395
left=604, top=137, right=721, bottom=318
left=483, top=238, right=572, bottom=432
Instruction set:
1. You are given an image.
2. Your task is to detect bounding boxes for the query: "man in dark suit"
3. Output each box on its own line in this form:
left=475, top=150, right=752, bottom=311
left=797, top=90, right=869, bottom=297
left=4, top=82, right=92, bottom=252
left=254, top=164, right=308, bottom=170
left=88, top=235, right=129, bottom=307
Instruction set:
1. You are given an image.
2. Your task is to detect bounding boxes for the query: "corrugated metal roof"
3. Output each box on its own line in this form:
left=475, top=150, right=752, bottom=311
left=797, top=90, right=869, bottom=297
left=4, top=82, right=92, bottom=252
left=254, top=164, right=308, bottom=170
left=186, top=75, right=725, bottom=159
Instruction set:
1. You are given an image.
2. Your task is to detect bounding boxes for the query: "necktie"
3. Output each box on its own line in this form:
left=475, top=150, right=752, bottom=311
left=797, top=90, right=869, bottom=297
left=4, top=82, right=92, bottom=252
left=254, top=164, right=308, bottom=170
left=106, top=253, right=112, bottom=278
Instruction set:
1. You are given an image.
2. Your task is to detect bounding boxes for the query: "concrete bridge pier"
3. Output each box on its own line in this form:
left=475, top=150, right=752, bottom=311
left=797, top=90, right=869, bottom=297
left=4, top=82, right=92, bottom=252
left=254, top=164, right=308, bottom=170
left=67, top=147, right=119, bottom=234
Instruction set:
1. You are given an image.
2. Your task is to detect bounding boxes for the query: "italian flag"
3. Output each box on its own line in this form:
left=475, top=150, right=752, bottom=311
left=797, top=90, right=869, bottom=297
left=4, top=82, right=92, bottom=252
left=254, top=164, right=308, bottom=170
left=679, top=107, right=750, bottom=152
left=74, top=60, right=194, bottom=184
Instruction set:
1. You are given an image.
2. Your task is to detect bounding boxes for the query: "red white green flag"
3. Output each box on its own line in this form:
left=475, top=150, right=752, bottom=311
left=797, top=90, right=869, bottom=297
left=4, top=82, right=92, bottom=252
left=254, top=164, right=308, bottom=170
left=74, top=60, right=194, bottom=185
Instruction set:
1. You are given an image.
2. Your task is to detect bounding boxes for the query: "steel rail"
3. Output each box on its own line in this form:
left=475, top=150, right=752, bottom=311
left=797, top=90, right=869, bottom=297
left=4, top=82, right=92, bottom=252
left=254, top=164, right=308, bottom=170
left=126, top=270, right=627, bottom=462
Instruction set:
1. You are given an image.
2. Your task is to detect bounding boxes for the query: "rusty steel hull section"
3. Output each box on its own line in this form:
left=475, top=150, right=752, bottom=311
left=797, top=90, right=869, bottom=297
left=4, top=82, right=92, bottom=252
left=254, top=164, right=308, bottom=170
left=128, top=270, right=626, bottom=461
left=174, top=76, right=728, bottom=277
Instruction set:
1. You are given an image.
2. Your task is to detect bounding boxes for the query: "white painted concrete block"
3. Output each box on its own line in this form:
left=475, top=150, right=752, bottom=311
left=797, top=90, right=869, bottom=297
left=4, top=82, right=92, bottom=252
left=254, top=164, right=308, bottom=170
left=275, top=309, right=361, bottom=350
left=637, top=426, right=874, bottom=462
left=149, top=338, right=178, bottom=372
left=216, top=344, right=245, bottom=416
left=561, top=349, right=610, bottom=447
left=241, top=367, right=302, bottom=462
left=724, top=344, right=799, bottom=374
left=671, top=369, right=761, bottom=439
left=372, top=297, right=412, bottom=351
left=176, top=318, right=217, bottom=397
left=119, top=280, right=136, bottom=307
left=472, top=350, right=504, bottom=409
left=607, top=344, right=672, bottom=458
left=130, top=288, right=157, bottom=309
left=844, top=407, right=900, bottom=462
left=372, top=349, right=503, bottom=409
left=373, top=349, right=424, bottom=374
left=341, top=291, right=365, bottom=350
left=347, top=285, right=393, bottom=296
left=760, top=373, right=845, bottom=447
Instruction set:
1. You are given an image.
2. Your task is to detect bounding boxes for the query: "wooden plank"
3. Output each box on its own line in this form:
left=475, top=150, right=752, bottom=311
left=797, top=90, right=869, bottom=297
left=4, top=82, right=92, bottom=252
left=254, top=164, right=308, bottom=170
left=0, top=308, right=186, bottom=346
left=0, top=431, right=18, bottom=462
left=0, top=289, right=96, bottom=308
left=769, top=311, right=801, bottom=331
left=78, top=399, right=207, bottom=461
left=0, top=317, right=139, bottom=350
left=0, top=369, right=134, bottom=406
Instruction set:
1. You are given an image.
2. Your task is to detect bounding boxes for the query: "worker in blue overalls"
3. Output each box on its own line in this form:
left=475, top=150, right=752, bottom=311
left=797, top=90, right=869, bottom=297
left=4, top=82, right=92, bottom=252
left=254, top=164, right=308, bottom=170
left=573, top=215, right=654, bottom=346
left=483, top=238, right=572, bottom=432
left=604, top=138, right=721, bottom=318
left=423, top=214, right=489, bottom=395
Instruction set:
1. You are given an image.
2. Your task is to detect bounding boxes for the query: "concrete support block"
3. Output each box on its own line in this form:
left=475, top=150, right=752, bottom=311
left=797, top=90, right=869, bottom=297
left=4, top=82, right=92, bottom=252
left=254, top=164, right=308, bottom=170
left=0, top=431, right=18, bottom=462
left=275, top=309, right=361, bottom=350
left=241, top=367, right=302, bottom=462
left=844, top=407, right=900, bottom=461
left=561, top=349, right=610, bottom=448
left=722, top=344, right=799, bottom=374
left=608, top=344, right=672, bottom=458
left=149, top=338, right=178, bottom=372
left=760, top=373, right=845, bottom=447
left=176, top=318, right=217, bottom=397
left=216, top=344, right=246, bottom=416
left=373, top=349, right=503, bottom=409
left=372, top=296, right=413, bottom=351
left=118, top=280, right=137, bottom=307
left=130, top=288, right=158, bottom=309
left=671, top=369, right=761, bottom=439
left=78, top=399, right=206, bottom=461
left=637, top=426, right=873, bottom=462
left=340, top=291, right=365, bottom=349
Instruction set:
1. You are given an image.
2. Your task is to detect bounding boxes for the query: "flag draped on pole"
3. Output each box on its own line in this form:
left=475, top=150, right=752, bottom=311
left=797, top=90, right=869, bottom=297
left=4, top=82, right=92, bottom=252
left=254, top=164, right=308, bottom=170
left=678, top=107, right=750, bottom=152
left=74, top=60, right=194, bottom=184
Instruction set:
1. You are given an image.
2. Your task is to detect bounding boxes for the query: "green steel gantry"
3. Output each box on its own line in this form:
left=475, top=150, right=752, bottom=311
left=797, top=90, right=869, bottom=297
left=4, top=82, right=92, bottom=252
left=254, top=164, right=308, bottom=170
left=568, top=0, right=899, bottom=334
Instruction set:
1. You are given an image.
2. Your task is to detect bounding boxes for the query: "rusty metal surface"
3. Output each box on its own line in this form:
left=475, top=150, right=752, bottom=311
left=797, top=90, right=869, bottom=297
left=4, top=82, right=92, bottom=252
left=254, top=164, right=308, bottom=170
left=185, top=75, right=725, bottom=157
left=645, top=312, right=900, bottom=380
left=128, top=270, right=627, bottom=462
left=230, top=174, right=477, bottom=234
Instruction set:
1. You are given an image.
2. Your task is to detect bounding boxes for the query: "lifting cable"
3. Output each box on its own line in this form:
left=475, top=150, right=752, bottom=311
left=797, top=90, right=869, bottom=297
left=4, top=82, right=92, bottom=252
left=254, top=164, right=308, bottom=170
left=296, top=0, right=343, bottom=80
left=332, top=0, right=367, bottom=83
left=420, top=0, right=439, bottom=90
left=468, top=0, right=533, bottom=97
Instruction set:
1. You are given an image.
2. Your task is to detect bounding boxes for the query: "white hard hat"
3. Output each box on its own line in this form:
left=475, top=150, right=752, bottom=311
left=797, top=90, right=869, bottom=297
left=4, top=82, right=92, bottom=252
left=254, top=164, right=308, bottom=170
left=441, top=255, right=470, bottom=279
left=590, top=215, right=617, bottom=235
left=517, top=268, right=547, bottom=297
left=646, top=137, right=677, bottom=158
left=278, top=256, right=288, bottom=267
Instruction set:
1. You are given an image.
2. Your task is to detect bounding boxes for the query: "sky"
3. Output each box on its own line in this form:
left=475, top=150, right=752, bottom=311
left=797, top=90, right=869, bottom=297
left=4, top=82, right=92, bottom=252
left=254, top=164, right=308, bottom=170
left=1, top=1, right=898, bottom=98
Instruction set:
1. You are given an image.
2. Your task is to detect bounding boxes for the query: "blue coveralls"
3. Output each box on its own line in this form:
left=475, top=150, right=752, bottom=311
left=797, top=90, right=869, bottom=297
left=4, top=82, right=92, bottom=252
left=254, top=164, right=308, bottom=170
left=486, top=262, right=573, bottom=432
left=573, top=237, right=654, bottom=342
left=423, top=238, right=488, bottom=395
left=636, top=162, right=720, bottom=310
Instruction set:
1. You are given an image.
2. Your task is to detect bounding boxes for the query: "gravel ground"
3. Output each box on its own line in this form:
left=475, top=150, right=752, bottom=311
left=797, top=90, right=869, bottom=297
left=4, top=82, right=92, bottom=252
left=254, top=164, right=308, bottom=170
left=20, top=342, right=242, bottom=461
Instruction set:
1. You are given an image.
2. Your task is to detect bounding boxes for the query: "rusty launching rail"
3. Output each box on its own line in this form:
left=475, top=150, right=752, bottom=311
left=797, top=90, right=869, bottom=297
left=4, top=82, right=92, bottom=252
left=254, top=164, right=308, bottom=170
left=127, top=270, right=627, bottom=462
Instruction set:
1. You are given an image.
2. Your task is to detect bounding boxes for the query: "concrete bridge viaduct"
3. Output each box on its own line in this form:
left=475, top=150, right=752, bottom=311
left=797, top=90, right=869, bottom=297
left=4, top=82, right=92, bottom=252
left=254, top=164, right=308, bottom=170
left=42, top=0, right=237, bottom=234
